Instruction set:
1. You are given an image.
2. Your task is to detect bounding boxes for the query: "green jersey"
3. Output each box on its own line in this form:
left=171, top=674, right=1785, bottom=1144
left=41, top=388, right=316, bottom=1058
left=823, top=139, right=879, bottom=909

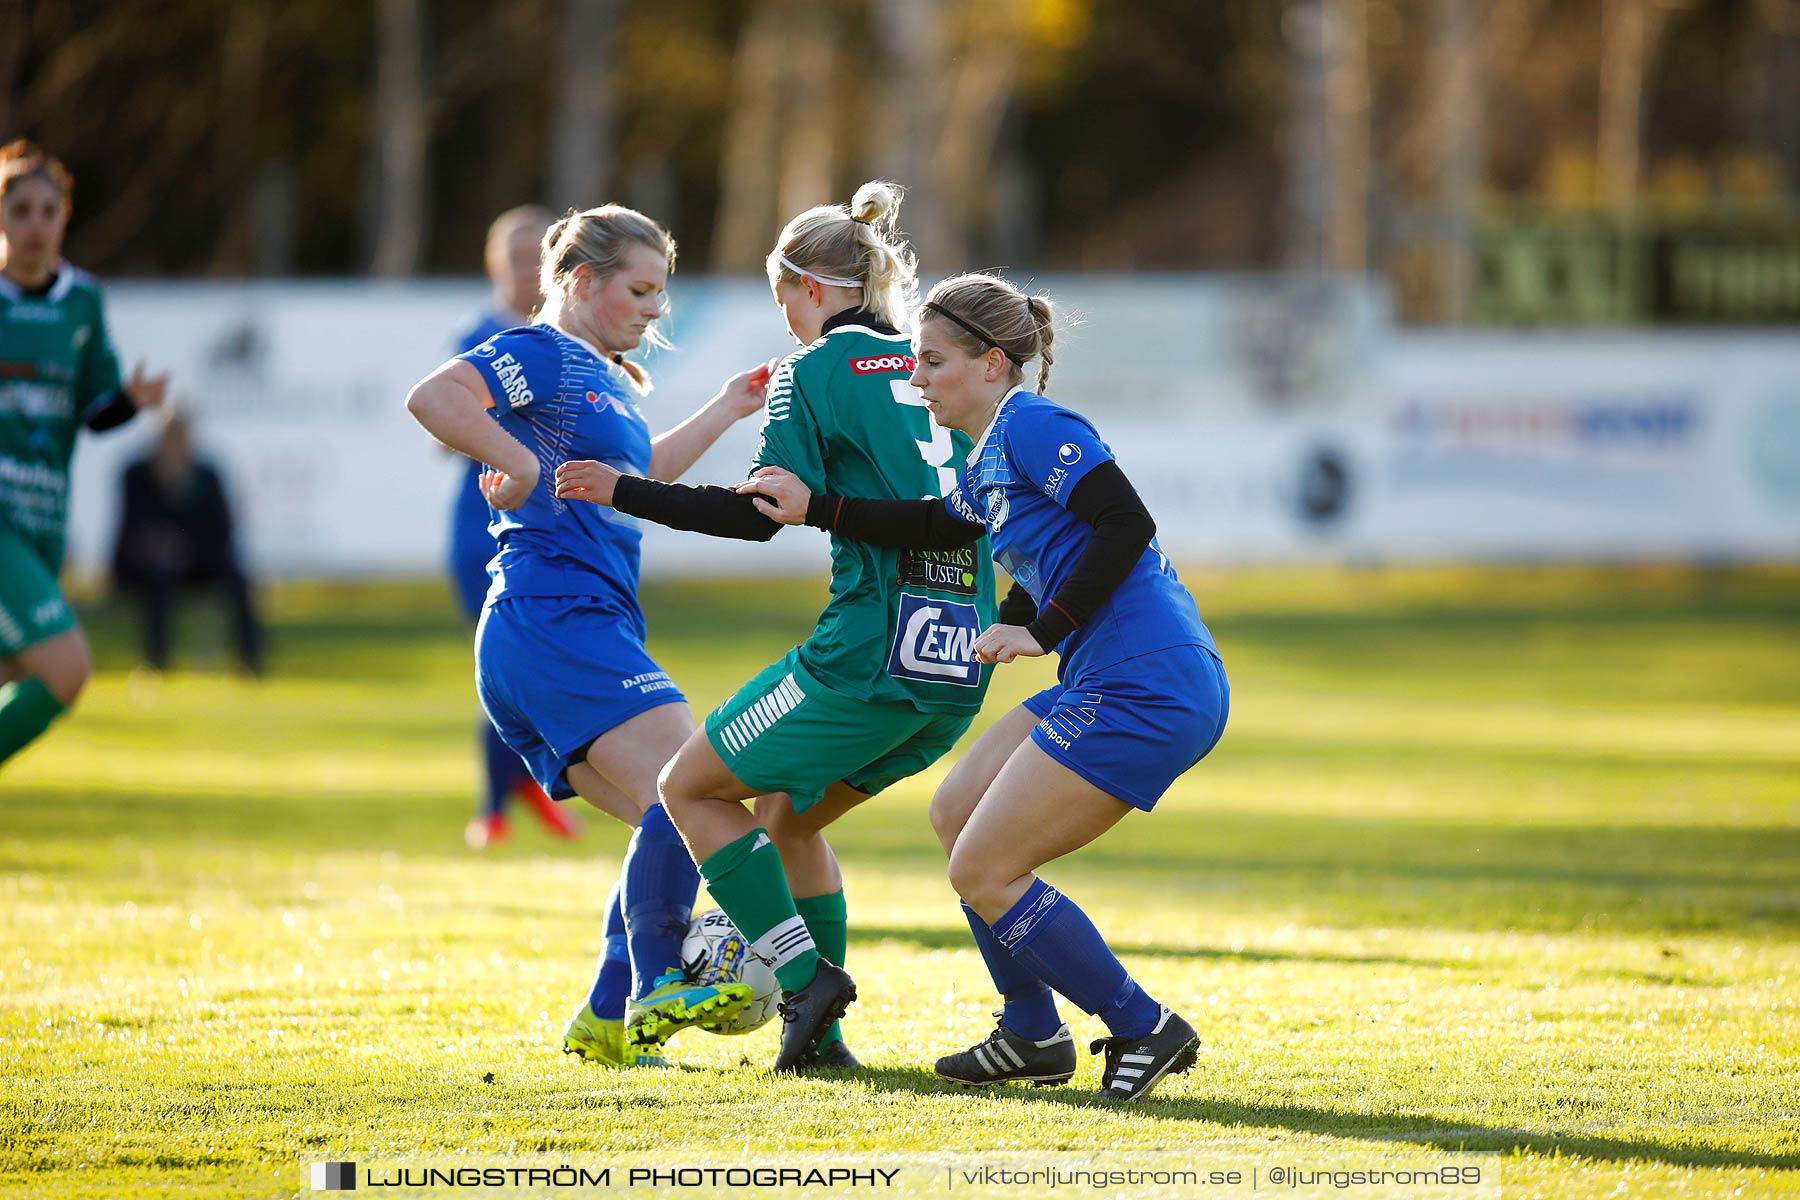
left=0, top=266, right=124, bottom=569
left=753, top=311, right=996, bottom=715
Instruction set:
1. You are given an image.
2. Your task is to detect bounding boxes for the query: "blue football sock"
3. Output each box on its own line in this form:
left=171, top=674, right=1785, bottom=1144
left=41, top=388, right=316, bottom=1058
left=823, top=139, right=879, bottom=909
left=962, top=900, right=1061, bottom=1040
left=480, top=721, right=527, bottom=818
left=621, top=802, right=699, bottom=999
left=993, top=877, right=1162, bottom=1039
left=584, top=880, right=631, bottom=1019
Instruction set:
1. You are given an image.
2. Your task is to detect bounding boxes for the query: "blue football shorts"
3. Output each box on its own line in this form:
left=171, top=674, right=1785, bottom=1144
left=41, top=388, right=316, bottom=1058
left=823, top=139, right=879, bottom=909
left=475, top=594, right=687, bottom=799
left=1021, top=643, right=1228, bottom=811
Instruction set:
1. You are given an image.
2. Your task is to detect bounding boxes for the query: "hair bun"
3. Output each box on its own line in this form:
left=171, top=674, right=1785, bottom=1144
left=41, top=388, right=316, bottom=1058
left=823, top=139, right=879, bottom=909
left=850, top=180, right=902, bottom=229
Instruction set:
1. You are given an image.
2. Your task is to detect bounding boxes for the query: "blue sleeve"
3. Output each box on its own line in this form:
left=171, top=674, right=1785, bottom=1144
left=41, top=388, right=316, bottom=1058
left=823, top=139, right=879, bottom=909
left=1006, top=405, right=1113, bottom=507
left=454, top=311, right=512, bottom=356
left=455, top=327, right=558, bottom=412
left=943, top=481, right=981, bottom=526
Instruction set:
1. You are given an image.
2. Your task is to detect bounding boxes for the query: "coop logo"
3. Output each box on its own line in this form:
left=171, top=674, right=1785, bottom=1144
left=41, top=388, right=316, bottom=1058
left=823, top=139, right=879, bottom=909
left=309, top=1161, right=356, bottom=1190
left=886, top=594, right=982, bottom=686
left=850, top=354, right=916, bottom=374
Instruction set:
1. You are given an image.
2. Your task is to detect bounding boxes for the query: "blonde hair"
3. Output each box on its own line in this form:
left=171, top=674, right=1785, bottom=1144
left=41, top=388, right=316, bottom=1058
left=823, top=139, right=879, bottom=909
left=920, top=273, right=1056, bottom=393
left=540, top=205, right=676, bottom=390
left=0, top=139, right=73, bottom=214
left=765, top=180, right=919, bottom=330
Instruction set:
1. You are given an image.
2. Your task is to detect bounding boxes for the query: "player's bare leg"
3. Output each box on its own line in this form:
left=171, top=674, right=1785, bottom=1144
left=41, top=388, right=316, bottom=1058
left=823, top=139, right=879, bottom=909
left=659, top=729, right=854, bottom=1071
left=929, top=704, right=1039, bottom=856
left=577, top=702, right=751, bottom=1053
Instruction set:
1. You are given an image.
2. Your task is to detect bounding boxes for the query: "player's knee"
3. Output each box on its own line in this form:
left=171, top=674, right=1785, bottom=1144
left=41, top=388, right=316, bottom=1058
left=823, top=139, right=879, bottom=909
left=34, top=637, right=92, bottom=706
left=754, top=793, right=811, bottom=844
left=945, top=844, right=998, bottom=910
left=928, top=784, right=973, bottom=857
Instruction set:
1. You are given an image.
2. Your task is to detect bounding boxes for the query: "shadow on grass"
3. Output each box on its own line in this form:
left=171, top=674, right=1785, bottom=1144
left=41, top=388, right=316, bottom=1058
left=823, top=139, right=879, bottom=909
left=847, top=926, right=1473, bottom=971
left=837, top=1067, right=1800, bottom=1171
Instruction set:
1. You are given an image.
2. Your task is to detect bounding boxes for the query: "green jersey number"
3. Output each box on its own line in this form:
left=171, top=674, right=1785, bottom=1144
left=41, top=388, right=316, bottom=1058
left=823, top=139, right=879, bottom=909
left=888, top=380, right=956, bottom=497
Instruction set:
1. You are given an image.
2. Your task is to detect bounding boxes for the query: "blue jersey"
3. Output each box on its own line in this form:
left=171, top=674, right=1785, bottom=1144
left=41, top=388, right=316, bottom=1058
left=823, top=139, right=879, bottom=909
left=943, top=387, right=1216, bottom=682
left=455, top=324, right=651, bottom=613
left=447, top=309, right=518, bottom=618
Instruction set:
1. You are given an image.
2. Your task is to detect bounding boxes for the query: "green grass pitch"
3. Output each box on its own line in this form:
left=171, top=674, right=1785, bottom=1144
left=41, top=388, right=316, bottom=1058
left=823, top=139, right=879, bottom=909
left=2, top=567, right=1797, bottom=1198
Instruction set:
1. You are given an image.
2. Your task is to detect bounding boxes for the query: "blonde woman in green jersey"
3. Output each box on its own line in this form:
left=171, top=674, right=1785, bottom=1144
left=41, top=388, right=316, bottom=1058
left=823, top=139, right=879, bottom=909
left=555, top=181, right=1011, bottom=1071
left=0, top=141, right=168, bottom=768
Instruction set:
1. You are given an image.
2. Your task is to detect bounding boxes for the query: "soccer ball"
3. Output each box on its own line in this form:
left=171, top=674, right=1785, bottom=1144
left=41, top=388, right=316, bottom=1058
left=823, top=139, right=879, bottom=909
left=681, top=908, right=780, bottom=1035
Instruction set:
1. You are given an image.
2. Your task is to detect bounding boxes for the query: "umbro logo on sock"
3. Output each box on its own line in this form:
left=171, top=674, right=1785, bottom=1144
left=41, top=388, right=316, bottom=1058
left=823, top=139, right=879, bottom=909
left=752, top=833, right=772, bottom=852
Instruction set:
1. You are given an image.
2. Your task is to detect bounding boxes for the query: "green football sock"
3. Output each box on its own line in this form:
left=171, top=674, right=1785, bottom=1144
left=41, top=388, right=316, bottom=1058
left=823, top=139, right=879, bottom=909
left=700, top=828, right=820, bottom=994
left=0, top=677, right=63, bottom=766
left=795, top=889, right=848, bottom=1045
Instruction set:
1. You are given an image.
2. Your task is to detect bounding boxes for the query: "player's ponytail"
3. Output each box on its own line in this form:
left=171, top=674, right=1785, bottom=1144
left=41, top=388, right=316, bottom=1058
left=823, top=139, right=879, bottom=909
left=539, top=204, right=677, bottom=393
left=920, top=273, right=1057, bottom=393
left=766, top=180, right=920, bottom=331
left=0, top=139, right=73, bottom=212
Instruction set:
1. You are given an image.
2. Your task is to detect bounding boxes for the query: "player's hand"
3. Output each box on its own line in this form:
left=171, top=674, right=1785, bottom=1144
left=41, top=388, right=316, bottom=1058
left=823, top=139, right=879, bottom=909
left=554, top=459, right=622, bottom=506
left=736, top=465, right=811, bottom=525
left=479, top=462, right=537, bottom=511
left=972, top=624, right=1045, bottom=665
left=125, top=361, right=170, bottom=410
left=716, top=358, right=778, bottom=421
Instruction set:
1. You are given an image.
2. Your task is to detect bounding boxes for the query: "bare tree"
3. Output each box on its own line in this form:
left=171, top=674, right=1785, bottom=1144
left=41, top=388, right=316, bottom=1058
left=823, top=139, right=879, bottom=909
left=368, top=0, right=429, bottom=277
left=712, top=0, right=789, bottom=271
left=1284, top=0, right=1370, bottom=270
left=1598, top=0, right=1679, bottom=217
left=548, top=0, right=620, bottom=212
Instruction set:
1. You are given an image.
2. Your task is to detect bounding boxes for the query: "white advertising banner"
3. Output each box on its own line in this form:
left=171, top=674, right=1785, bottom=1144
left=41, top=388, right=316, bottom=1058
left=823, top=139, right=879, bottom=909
left=61, top=277, right=1800, bottom=578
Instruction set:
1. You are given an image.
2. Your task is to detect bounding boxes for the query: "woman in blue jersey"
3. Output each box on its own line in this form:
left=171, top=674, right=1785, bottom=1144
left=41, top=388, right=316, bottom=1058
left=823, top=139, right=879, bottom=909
left=448, top=204, right=581, bottom=849
left=744, top=272, right=1229, bottom=1102
left=406, top=204, right=772, bottom=1068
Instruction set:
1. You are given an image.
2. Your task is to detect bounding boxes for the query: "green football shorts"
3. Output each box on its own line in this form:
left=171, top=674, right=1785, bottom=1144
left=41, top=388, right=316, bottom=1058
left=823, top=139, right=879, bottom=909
left=704, top=647, right=973, bottom=812
left=0, top=523, right=77, bottom=657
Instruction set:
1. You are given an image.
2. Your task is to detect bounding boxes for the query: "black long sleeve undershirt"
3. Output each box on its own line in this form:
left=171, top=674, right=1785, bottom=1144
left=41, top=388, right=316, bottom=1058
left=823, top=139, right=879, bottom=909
left=804, top=459, right=1155, bottom=652
left=611, top=473, right=782, bottom=542
left=84, top=391, right=137, bottom=432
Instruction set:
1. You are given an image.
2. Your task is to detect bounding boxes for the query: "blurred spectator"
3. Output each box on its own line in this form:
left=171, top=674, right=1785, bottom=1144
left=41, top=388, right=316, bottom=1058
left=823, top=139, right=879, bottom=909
left=111, top=410, right=264, bottom=675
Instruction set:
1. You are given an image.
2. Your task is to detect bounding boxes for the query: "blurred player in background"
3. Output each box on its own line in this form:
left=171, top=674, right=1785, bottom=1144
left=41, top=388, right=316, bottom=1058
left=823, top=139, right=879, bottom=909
left=743, top=272, right=1229, bottom=1101
left=0, top=140, right=168, bottom=769
left=450, top=204, right=582, bottom=849
left=555, top=181, right=1008, bottom=1072
left=406, top=204, right=772, bottom=1067
left=111, top=408, right=264, bottom=675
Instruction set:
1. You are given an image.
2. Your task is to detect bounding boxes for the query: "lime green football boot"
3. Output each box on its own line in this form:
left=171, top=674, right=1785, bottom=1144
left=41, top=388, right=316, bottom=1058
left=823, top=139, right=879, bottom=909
left=626, top=971, right=754, bottom=1047
left=562, top=1007, right=667, bottom=1068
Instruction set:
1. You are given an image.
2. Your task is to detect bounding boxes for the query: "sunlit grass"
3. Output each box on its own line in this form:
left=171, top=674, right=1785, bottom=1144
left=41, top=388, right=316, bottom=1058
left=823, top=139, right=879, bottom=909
left=2, top=567, right=1797, bottom=1198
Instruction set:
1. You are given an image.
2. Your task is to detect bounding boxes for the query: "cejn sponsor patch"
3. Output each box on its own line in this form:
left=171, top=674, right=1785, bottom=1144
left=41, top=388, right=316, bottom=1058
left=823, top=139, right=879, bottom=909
left=850, top=354, right=917, bottom=375
left=886, top=593, right=982, bottom=687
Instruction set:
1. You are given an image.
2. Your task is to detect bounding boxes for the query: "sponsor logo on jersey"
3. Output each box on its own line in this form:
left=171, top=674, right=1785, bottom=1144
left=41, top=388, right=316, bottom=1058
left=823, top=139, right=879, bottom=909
left=1044, top=466, right=1070, bottom=498
left=1058, top=442, right=1082, bottom=465
left=985, top=487, right=1009, bottom=531
left=491, top=352, right=533, bottom=408
left=947, top=485, right=981, bottom=525
left=886, top=593, right=982, bottom=687
left=472, top=341, right=499, bottom=357
left=850, top=354, right=917, bottom=375
left=898, top=548, right=979, bottom=597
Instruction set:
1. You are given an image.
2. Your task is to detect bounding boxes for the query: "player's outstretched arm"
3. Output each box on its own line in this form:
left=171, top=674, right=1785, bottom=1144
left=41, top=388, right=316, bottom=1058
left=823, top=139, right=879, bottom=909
left=646, top=360, right=776, bottom=483
left=738, top=466, right=985, bottom=550
left=555, top=459, right=782, bottom=542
